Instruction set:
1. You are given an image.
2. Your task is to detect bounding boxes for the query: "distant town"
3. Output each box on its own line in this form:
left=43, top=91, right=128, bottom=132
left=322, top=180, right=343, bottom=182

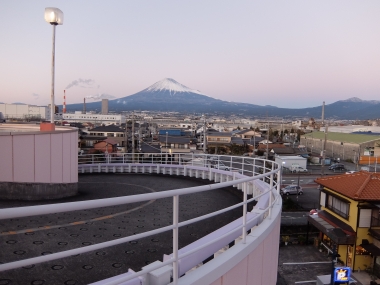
left=1, top=99, right=380, bottom=168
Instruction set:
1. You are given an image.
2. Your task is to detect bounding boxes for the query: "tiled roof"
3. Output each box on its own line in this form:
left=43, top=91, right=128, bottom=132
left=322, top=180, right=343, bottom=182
left=271, top=147, right=295, bottom=154
left=230, top=137, right=244, bottom=145
left=158, top=135, right=192, bottom=144
left=90, top=125, right=124, bottom=132
left=315, top=171, right=380, bottom=201
left=206, top=131, right=232, bottom=137
left=257, top=143, right=285, bottom=150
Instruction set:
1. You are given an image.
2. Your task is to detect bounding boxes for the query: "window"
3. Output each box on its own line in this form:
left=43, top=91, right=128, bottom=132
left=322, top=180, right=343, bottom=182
left=326, top=194, right=350, bottom=219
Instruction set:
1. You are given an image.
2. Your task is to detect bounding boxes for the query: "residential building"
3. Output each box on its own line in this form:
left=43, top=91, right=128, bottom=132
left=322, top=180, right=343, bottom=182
left=310, top=171, right=380, bottom=277
left=93, top=138, right=118, bottom=153
left=235, top=129, right=261, bottom=139
left=159, top=135, right=196, bottom=153
left=85, top=124, right=126, bottom=150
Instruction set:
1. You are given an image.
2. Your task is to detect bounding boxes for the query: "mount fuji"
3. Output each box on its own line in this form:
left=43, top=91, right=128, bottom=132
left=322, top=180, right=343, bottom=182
left=67, top=78, right=269, bottom=114
left=65, top=78, right=380, bottom=119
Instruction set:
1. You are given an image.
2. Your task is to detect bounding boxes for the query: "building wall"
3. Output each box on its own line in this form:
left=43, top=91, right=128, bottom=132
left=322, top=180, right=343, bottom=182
left=354, top=227, right=373, bottom=271
left=0, top=103, right=47, bottom=119
left=0, top=124, right=78, bottom=200
left=178, top=202, right=281, bottom=285
left=301, top=137, right=359, bottom=161
left=321, top=190, right=358, bottom=234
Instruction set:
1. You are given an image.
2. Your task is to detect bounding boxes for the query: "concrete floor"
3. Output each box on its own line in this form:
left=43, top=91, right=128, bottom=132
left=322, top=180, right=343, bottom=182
left=0, top=173, right=245, bottom=285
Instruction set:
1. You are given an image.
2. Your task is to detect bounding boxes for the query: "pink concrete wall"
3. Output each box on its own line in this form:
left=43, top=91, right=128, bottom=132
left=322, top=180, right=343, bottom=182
left=13, top=135, right=35, bottom=182
left=0, top=126, right=78, bottom=184
left=51, top=133, right=63, bottom=183
left=194, top=212, right=281, bottom=285
left=71, top=131, right=78, bottom=182
left=62, top=133, right=72, bottom=183
left=221, top=217, right=280, bottom=285
left=35, top=134, right=51, bottom=183
left=0, top=136, right=13, bottom=181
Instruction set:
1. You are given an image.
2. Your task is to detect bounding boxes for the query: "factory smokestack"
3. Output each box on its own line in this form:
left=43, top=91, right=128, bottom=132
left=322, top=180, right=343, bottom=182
left=101, top=99, right=109, bottom=115
left=83, top=98, right=86, bottom=114
left=63, top=90, right=66, bottom=113
left=321, top=101, right=325, bottom=126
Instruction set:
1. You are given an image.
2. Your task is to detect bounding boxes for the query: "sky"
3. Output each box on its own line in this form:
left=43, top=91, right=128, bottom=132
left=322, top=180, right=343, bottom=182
left=1, top=1, right=380, bottom=109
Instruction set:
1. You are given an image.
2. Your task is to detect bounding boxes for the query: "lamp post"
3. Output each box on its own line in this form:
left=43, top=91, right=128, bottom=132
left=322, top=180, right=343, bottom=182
left=44, top=7, right=63, bottom=124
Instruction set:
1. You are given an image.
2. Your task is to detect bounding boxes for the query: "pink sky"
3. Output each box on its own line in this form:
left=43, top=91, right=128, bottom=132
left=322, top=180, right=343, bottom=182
left=1, top=1, right=380, bottom=109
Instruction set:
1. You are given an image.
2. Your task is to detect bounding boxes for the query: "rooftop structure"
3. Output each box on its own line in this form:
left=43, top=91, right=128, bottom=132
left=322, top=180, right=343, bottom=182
left=0, top=124, right=78, bottom=200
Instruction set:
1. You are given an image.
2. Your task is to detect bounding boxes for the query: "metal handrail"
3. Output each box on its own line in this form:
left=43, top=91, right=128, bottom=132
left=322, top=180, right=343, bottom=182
left=1, top=153, right=281, bottom=285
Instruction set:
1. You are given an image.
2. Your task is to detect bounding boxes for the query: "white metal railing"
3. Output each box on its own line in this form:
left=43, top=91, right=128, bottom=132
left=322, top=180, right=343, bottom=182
left=0, top=153, right=281, bottom=285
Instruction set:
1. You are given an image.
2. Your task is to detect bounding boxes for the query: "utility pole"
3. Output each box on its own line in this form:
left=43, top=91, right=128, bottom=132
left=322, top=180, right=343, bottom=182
left=203, top=115, right=206, bottom=153
left=266, top=116, right=269, bottom=160
left=321, top=124, right=328, bottom=176
left=281, top=118, right=284, bottom=141
left=124, top=117, right=128, bottom=152
left=330, top=244, right=340, bottom=285
left=132, top=112, right=135, bottom=161
left=138, top=125, right=141, bottom=152
left=166, top=131, right=168, bottom=162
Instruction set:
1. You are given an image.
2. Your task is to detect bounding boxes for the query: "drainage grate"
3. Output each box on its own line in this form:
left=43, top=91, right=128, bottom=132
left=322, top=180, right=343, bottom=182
left=52, top=265, right=64, bottom=270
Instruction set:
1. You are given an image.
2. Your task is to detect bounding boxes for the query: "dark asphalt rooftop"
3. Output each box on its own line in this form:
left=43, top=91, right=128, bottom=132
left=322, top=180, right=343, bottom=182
left=0, top=174, right=244, bottom=285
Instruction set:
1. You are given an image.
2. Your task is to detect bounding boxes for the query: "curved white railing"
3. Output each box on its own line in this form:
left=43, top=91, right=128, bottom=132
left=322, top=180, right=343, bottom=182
left=0, top=153, right=282, bottom=285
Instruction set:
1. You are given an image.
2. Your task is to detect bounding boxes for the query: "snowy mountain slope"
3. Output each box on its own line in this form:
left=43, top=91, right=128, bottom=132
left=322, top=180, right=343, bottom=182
left=144, top=78, right=204, bottom=95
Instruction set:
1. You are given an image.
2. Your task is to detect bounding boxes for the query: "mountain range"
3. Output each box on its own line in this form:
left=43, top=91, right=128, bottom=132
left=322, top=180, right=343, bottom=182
left=65, top=78, right=380, bottom=120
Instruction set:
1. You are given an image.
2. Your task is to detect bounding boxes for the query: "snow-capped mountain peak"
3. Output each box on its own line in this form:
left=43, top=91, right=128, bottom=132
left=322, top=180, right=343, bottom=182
left=145, top=78, right=204, bottom=95
left=342, top=97, right=363, bottom=102
left=341, top=97, right=380, bottom=104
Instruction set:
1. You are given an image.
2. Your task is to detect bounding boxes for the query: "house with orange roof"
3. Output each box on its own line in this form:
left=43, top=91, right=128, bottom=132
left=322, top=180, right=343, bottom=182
left=309, top=171, right=380, bottom=276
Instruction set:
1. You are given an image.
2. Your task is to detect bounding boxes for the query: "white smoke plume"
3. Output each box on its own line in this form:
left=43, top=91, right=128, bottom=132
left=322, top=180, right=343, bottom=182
left=85, top=93, right=116, bottom=101
left=66, top=78, right=97, bottom=89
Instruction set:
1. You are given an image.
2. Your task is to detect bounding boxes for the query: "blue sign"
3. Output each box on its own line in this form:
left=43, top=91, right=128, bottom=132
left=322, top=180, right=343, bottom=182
left=333, top=267, right=351, bottom=283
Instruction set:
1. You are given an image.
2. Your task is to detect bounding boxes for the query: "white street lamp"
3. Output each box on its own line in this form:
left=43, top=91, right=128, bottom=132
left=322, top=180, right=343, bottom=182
left=44, top=7, right=64, bottom=125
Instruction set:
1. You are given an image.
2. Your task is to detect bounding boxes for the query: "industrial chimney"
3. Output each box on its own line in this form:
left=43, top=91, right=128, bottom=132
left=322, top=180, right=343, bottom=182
left=101, top=99, right=109, bottom=115
left=63, top=90, right=66, bottom=113
left=83, top=98, right=86, bottom=114
left=321, top=101, right=325, bottom=126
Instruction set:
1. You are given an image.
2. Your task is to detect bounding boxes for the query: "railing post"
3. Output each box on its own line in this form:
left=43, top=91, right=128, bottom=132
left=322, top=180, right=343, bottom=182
left=277, top=165, right=281, bottom=196
left=242, top=182, right=247, bottom=244
left=269, top=163, right=274, bottom=219
left=173, top=195, right=179, bottom=285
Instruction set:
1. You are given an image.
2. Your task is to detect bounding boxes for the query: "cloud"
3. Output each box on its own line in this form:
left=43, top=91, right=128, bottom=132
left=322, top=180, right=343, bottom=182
left=85, top=93, right=116, bottom=101
left=66, top=78, right=97, bottom=89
